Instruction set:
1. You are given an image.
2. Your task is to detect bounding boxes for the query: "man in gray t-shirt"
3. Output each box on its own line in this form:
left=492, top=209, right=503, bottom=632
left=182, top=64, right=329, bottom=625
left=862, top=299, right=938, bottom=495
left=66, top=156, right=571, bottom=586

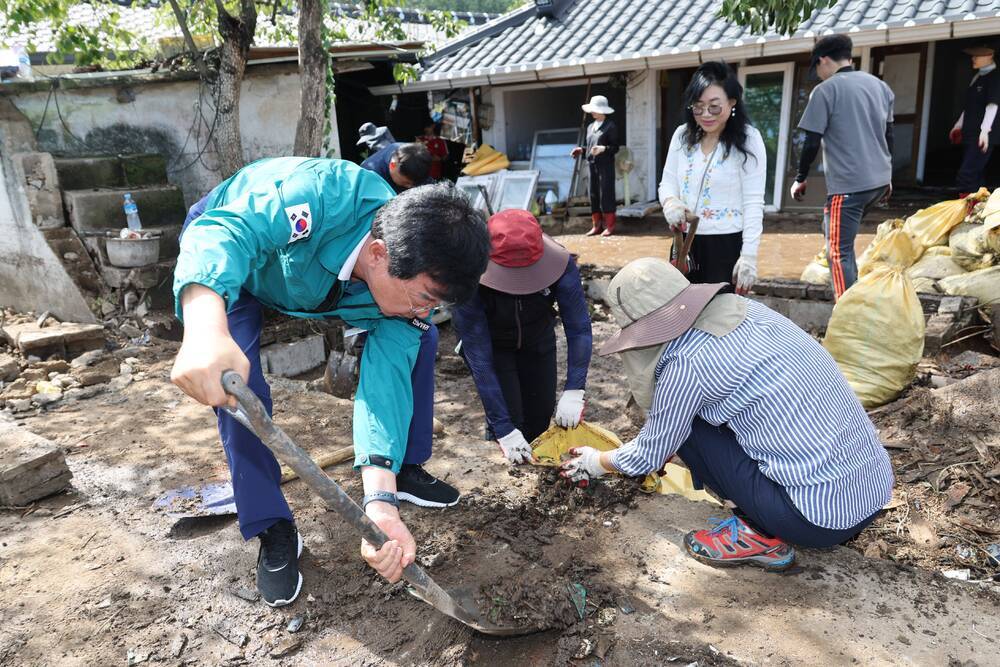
left=791, top=34, right=894, bottom=299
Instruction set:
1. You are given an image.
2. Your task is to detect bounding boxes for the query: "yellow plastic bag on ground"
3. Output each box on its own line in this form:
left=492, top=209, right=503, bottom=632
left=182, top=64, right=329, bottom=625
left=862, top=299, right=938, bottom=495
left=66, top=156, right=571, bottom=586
left=979, top=189, right=1000, bottom=230
left=823, top=262, right=925, bottom=408
left=906, top=246, right=966, bottom=289
left=800, top=246, right=830, bottom=285
left=949, top=222, right=998, bottom=271
left=939, top=265, right=1000, bottom=306
left=530, top=423, right=718, bottom=504
left=857, top=225, right=922, bottom=278
left=902, top=190, right=984, bottom=249
left=857, top=218, right=906, bottom=276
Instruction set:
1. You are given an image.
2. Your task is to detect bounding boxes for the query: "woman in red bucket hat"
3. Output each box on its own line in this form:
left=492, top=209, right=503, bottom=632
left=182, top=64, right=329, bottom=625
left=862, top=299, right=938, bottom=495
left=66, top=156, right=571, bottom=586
left=452, top=209, right=593, bottom=463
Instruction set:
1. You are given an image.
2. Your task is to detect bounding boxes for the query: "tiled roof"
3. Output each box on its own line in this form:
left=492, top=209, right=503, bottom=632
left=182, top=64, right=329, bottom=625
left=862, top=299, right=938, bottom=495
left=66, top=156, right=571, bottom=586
left=1, top=3, right=495, bottom=56
left=420, top=0, right=1000, bottom=81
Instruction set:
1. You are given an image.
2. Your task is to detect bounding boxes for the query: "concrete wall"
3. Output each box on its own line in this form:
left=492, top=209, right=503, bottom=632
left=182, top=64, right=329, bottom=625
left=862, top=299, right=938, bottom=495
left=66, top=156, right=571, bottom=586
left=0, top=108, right=97, bottom=322
left=6, top=63, right=341, bottom=206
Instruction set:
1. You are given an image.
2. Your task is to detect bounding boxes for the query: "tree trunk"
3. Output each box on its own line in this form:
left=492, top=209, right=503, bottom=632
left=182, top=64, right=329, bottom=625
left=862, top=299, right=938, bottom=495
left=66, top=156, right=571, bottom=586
left=213, top=0, right=257, bottom=178
left=294, top=0, right=327, bottom=157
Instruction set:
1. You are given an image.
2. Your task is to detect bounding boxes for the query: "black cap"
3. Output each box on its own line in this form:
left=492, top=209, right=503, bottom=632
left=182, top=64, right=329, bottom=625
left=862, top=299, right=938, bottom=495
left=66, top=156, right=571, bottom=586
left=808, top=34, right=854, bottom=81
left=962, top=43, right=996, bottom=57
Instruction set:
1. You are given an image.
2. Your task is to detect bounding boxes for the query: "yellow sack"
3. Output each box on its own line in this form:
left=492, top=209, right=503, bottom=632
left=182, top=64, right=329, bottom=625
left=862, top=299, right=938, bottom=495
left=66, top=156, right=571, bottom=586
left=949, top=222, right=998, bottom=271
left=858, top=225, right=922, bottom=278
left=800, top=246, right=830, bottom=285
left=822, top=262, right=925, bottom=408
left=461, top=144, right=510, bottom=175
left=530, top=423, right=718, bottom=504
left=939, top=265, right=1000, bottom=306
left=978, top=189, right=1000, bottom=230
left=857, top=218, right=905, bottom=275
left=902, top=190, right=983, bottom=249
left=906, top=245, right=966, bottom=284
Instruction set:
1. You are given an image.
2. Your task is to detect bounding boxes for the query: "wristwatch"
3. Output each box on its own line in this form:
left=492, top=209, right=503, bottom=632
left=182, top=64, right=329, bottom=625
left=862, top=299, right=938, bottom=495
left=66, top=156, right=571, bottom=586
left=362, top=491, right=399, bottom=510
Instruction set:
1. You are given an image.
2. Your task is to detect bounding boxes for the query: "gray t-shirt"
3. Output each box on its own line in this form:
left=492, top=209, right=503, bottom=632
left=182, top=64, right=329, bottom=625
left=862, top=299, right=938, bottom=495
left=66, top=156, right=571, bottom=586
left=798, top=70, right=894, bottom=195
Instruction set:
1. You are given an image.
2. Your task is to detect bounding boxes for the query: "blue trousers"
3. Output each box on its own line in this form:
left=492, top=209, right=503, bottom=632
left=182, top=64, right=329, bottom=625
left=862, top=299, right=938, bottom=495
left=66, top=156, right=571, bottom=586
left=183, top=198, right=437, bottom=540
left=823, top=186, right=887, bottom=299
left=678, top=418, right=878, bottom=548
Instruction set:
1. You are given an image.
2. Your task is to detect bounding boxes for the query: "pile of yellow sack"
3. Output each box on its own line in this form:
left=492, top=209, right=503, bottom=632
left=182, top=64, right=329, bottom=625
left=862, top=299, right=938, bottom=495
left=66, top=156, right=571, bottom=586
left=823, top=188, right=996, bottom=408
left=461, top=143, right=510, bottom=175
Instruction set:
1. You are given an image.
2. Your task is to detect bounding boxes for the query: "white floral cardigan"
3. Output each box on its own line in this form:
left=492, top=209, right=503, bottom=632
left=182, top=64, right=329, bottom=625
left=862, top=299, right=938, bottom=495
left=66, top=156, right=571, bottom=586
left=657, top=124, right=767, bottom=257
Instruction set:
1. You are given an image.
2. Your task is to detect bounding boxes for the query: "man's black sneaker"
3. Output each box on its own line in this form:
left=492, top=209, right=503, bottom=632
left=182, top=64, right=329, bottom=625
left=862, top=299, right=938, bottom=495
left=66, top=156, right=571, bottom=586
left=256, top=519, right=303, bottom=607
left=396, top=464, right=460, bottom=508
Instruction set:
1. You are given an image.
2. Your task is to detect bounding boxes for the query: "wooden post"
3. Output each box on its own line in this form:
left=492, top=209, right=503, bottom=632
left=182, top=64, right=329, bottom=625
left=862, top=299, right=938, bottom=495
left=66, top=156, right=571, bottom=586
left=469, top=87, right=481, bottom=147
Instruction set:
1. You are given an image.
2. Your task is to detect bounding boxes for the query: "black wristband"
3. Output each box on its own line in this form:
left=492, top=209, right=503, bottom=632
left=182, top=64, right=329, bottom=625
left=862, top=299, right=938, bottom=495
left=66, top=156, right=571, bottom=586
left=362, top=491, right=399, bottom=510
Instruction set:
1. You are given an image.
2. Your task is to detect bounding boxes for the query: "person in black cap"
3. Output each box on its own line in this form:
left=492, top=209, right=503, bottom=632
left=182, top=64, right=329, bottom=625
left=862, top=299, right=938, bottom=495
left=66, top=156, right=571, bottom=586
left=949, top=44, right=1000, bottom=196
left=791, top=34, right=893, bottom=300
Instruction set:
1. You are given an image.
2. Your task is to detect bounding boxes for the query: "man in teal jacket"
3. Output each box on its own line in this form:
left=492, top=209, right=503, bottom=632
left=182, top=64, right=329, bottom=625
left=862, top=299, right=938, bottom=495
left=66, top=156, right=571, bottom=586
left=171, top=157, right=489, bottom=606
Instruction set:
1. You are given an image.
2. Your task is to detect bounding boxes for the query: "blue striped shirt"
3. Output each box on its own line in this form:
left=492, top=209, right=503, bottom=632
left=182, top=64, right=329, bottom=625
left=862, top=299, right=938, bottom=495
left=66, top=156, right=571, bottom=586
left=610, top=299, right=894, bottom=530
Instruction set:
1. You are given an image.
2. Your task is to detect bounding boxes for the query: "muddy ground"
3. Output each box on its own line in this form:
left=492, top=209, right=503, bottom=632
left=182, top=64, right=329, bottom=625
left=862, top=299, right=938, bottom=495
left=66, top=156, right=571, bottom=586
left=2, top=311, right=999, bottom=666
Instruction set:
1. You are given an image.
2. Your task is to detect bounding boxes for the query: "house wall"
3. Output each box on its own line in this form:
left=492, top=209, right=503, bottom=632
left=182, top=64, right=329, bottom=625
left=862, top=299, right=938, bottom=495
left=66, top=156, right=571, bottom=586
left=5, top=63, right=340, bottom=206
left=480, top=74, right=656, bottom=203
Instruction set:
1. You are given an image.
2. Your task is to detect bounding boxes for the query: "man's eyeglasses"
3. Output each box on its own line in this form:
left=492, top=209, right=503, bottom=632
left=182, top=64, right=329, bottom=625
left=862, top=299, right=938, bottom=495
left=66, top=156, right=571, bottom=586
left=689, top=104, right=725, bottom=117
left=404, top=287, right=453, bottom=316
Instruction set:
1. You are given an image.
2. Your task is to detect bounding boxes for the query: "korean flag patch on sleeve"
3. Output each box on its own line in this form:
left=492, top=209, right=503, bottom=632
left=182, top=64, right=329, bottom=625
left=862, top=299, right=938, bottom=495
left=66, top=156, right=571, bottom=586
left=285, top=202, right=312, bottom=243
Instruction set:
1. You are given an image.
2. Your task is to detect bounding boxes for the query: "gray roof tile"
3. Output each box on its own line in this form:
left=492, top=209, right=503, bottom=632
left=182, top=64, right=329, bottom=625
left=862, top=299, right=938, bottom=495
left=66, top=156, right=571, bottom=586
left=422, top=0, right=1000, bottom=78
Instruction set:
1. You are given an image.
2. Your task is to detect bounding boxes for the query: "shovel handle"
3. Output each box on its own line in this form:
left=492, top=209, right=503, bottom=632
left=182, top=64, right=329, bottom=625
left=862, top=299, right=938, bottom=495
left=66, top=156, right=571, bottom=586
left=220, top=371, right=529, bottom=635
left=221, top=371, right=392, bottom=549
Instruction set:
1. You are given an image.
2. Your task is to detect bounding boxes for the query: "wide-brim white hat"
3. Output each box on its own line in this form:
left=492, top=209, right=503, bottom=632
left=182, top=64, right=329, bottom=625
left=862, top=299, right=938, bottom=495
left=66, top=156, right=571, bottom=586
left=582, top=95, right=614, bottom=115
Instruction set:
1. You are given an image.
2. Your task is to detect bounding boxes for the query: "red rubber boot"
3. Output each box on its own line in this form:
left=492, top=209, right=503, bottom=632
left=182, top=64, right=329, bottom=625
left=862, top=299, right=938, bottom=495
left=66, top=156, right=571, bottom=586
left=600, top=212, right=617, bottom=237
left=585, top=213, right=604, bottom=236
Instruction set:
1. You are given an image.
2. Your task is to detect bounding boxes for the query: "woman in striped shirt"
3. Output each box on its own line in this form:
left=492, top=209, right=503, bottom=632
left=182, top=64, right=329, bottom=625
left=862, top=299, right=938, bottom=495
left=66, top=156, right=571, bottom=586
left=560, top=257, right=893, bottom=571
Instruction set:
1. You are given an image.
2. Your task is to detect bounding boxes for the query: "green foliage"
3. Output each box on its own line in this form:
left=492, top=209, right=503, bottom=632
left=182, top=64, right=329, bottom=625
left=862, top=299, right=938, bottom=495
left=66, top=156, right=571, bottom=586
left=717, top=0, right=838, bottom=35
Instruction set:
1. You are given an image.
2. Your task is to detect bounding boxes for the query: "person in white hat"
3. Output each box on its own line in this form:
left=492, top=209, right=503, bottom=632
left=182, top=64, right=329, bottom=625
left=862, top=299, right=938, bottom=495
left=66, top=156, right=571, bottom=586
left=560, top=258, right=893, bottom=571
left=452, top=209, right=593, bottom=464
left=572, top=95, right=620, bottom=236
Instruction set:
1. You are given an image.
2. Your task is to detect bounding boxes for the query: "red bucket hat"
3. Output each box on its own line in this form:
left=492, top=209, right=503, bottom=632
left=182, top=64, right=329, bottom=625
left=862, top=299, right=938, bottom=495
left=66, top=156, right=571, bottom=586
left=480, top=209, right=570, bottom=295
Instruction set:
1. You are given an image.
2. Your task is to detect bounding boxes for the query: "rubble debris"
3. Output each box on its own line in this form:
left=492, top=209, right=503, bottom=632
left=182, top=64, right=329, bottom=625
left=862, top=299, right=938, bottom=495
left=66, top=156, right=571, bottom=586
left=0, top=423, right=73, bottom=505
left=269, top=637, right=301, bottom=659
left=0, top=353, right=18, bottom=382
left=1, top=320, right=105, bottom=358
left=286, top=616, right=304, bottom=633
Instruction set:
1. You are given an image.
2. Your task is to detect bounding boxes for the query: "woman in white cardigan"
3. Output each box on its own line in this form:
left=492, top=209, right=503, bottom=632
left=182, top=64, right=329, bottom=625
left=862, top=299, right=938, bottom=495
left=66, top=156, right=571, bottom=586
left=658, top=61, right=767, bottom=294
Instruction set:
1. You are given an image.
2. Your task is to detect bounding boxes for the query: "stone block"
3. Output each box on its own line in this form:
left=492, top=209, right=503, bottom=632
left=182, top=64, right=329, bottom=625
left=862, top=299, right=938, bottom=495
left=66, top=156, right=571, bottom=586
left=53, top=156, right=125, bottom=190
left=786, top=300, right=834, bottom=332
left=937, top=296, right=964, bottom=316
left=0, top=354, right=18, bottom=382
left=1, top=321, right=105, bottom=358
left=63, top=185, right=186, bottom=234
left=0, top=423, right=73, bottom=505
left=563, top=216, right=596, bottom=234
left=13, top=152, right=65, bottom=230
left=121, top=154, right=168, bottom=186
left=805, top=284, right=835, bottom=301
left=758, top=279, right=809, bottom=300
left=41, top=227, right=103, bottom=296
left=72, top=359, right=118, bottom=387
left=924, top=313, right=959, bottom=356
left=260, top=335, right=326, bottom=377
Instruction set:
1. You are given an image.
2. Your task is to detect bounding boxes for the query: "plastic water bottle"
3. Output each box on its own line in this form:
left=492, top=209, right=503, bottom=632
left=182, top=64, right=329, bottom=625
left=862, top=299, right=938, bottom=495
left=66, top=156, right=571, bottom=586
left=123, top=193, right=142, bottom=231
left=13, top=44, right=32, bottom=81
left=544, top=190, right=557, bottom=214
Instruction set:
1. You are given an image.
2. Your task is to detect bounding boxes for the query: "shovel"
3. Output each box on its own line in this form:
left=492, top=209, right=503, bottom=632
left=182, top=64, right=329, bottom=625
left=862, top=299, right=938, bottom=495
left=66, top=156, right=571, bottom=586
left=670, top=212, right=700, bottom=275
left=219, top=370, right=535, bottom=636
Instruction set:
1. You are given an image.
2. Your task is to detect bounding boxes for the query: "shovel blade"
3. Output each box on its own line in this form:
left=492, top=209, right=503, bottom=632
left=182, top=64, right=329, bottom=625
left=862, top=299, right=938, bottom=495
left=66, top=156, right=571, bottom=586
left=406, top=583, right=542, bottom=637
left=154, top=481, right=237, bottom=518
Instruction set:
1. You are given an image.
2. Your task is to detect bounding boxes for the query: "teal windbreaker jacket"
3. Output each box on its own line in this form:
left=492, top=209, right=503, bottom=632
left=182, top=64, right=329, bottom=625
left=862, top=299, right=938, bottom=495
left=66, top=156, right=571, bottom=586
left=173, top=157, right=423, bottom=473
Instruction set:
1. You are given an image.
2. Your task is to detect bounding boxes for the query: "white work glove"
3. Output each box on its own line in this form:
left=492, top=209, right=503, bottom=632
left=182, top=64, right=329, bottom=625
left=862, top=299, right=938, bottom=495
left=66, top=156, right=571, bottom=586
left=732, top=254, right=757, bottom=296
left=559, top=446, right=609, bottom=487
left=497, top=429, right=533, bottom=465
left=662, top=198, right=690, bottom=232
left=554, top=389, right=585, bottom=428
